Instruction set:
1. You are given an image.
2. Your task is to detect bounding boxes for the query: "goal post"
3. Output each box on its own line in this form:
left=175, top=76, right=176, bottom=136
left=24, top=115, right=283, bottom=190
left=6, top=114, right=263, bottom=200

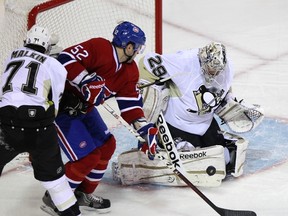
left=0, top=0, right=162, bottom=71
left=27, top=0, right=73, bottom=30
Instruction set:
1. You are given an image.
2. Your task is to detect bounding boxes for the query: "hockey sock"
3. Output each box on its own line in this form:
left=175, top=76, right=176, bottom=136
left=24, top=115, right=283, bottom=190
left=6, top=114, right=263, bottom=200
left=41, top=175, right=77, bottom=212
left=77, top=136, right=116, bottom=193
left=65, top=148, right=102, bottom=190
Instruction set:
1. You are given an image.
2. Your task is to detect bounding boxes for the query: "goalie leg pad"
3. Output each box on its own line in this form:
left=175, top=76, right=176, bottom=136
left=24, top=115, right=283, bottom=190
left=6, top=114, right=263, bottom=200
left=112, top=149, right=177, bottom=186
left=232, top=137, right=249, bottom=177
left=113, top=145, right=226, bottom=187
left=222, top=131, right=249, bottom=177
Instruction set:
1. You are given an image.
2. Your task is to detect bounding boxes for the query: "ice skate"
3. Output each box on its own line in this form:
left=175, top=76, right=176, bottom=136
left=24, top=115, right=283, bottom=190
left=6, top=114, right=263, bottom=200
left=40, top=191, right=60, bottom=216
left=40, top=191, right=80, bottom=216
left=75, top=190, right=111, bottom=213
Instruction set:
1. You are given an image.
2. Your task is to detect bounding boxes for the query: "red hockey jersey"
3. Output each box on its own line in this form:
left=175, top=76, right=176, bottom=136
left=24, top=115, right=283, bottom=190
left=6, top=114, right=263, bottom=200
left=58, top=37, right=145, bottom=124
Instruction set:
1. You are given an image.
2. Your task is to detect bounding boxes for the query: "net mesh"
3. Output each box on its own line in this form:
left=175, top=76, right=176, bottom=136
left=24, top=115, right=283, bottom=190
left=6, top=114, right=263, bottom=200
left=0, top=0, right=161, bottom=154
left=0, top=0, right=159, bottom=72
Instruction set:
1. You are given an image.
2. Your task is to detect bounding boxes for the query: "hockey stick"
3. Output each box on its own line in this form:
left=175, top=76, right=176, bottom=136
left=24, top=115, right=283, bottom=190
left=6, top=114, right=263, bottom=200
left=138, top=72, right=191, bottom=89
left=157, top=112, right=256, bottom=216
left=101, top=102, right=257, bottom=216
left=101, top=102, right=145, bottom=143
left=138, top=76, right=173, bottom=89
left=175, top=169, right=256, bottom=216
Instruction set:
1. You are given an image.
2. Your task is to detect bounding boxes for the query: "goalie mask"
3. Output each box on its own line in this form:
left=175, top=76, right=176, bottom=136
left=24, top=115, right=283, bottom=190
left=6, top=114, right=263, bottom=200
left=25, top=25, right=51, bottom=53
left=112, top=21, right=146, bottom=54
left=198, top=42, right=227, bottom=83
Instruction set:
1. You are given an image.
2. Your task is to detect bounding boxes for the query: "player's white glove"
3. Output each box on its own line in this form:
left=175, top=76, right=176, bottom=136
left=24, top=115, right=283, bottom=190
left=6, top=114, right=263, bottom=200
left=79, top=72, right=105, bottom=106
left=137, top=123, right=158, bottom=160
left=49, top=34, right=63, bottom=58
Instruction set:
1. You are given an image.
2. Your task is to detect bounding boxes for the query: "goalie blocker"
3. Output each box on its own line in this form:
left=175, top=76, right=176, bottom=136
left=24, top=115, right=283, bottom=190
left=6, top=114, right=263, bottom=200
left=112, top=131, right=248, bottom=187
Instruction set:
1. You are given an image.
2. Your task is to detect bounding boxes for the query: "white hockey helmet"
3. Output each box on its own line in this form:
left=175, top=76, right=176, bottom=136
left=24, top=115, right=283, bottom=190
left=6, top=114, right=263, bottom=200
left=198, top=42, right=227, bottom=82
left=25, top=25, right=51, bottom=51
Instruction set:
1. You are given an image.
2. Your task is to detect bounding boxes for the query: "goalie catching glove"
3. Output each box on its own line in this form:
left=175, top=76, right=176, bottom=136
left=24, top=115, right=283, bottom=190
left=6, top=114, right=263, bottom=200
left=79, top=72, right=106, bottom=106
left=215, top=97, right=264, bottom=133
left=135, top=122, right=158, bottom=160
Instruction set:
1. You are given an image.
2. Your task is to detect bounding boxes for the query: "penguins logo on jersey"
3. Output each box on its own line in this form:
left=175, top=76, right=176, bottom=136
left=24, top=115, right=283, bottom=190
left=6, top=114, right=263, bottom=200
left=187, top=85, right=224, bottom=115
left=28, top=109, right=37, bottom=117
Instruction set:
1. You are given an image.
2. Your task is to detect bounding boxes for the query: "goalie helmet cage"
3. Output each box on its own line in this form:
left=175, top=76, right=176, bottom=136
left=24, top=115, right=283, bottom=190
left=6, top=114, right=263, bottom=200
left=0, top=0, right=162, bottom=72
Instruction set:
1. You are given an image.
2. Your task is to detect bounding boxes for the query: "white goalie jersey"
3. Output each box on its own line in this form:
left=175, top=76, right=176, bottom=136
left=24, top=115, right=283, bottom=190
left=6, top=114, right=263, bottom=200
left=139, top=50, right=264, bottom=134
left=139, top=49, right=234, bottom=135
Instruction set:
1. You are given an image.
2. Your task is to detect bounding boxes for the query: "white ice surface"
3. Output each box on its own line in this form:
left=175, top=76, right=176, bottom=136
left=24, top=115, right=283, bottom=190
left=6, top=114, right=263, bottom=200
left=1, top=0, right=288, bottom=215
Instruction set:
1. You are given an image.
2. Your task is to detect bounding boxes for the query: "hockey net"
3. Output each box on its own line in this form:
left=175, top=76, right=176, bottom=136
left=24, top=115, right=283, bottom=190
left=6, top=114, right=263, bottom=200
left=0, top=0, right=162, bottom=71
left=0, top=0, right=162, bottom=173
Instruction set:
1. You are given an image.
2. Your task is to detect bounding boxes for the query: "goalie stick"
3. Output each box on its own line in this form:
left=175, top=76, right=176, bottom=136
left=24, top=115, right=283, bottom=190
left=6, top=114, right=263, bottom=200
left=101, top=103, right=257, bottom=216
left=138, top=72, right=191, bottom=89
left=138, top=76, right=173, bottom=89
left=156, top=112, right=256, bottom=216
left=175, top=169, right=256, bottom=216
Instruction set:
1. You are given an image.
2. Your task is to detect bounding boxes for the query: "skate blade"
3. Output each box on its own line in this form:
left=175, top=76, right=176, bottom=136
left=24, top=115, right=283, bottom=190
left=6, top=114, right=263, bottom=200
left=40, top=204, right=59, bottom=216
left=80, top=206, right=111, bottom=214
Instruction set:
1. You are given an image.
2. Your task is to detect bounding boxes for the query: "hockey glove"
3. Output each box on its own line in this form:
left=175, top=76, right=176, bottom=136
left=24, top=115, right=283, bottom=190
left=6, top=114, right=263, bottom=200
left=80, top=72, right=105, bottom=106
left=137, top=123, right=158, bottom=160
left=59, top=91, right=87, bottom=116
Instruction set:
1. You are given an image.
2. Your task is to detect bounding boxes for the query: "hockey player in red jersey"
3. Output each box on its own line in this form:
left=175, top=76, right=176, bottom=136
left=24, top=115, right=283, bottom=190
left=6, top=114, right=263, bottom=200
left=41, top=21, right=158, bottom=213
